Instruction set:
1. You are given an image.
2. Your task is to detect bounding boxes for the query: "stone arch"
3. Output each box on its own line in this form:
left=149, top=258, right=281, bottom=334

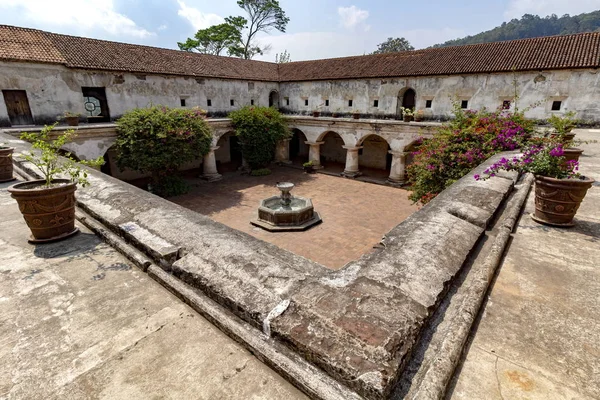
left=289, top=128, right=309, bottom=162
left=269, top=90, right=279, bottom=108
left=319, top=131, right=346, bottom=165
left=358, top=134, right=392, bottom=174
left=215, top=131, right=242, bottom=167
left=397, top=87, right=416, bottom=117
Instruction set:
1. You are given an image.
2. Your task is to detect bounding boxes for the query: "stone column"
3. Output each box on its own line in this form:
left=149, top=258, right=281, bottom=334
left=275, top=138, right=292, bottom=164
left=342, top=146, right=363, bottom=178
left=387, top=151, right=408, bottom=186
left=202, top=146, right=222, bottom=181
left=305, top=141, right=324, bottom=169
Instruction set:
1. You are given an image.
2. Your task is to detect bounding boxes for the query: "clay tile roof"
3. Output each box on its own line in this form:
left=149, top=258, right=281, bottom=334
left=278, top=32, right=600, bottom=81
left=1, top=25, right=599, bottom=82
left=0, top=24, right=278, bottom=81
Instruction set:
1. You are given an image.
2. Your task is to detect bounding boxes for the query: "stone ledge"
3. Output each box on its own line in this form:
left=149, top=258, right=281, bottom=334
left=2, top=131, right=521, bottom=399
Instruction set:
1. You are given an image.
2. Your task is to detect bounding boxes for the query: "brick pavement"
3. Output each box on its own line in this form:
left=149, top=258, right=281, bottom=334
left=172, top=167, right=418, bottom=269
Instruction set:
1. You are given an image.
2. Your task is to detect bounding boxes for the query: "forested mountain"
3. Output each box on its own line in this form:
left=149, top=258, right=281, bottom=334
left=432, top=11, right=600, bottom=48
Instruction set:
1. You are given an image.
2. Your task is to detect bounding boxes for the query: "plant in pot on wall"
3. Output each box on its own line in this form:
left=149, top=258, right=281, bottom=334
left=414, top=109, right=425, bottom=122
left=62, top=111, right=81, bottom=126
left=303, top=160, right=316, bottom=173
left=332, top=108, right=341, bottom=118
left=8, top=125, right=104, bottom=243
left=0, top=142, right=16, bottom=183
left=401, top=107, right=415, bottom=122
left=351, top=110, right=361, bottom=120
left=476, top=143, right=594, bottom=227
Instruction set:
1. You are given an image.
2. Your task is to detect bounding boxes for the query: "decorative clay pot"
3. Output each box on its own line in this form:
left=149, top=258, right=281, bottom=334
left=312, top=111, right=320, bottom=118
left=8, top=179, right=79, bottom=243
left=0, top=147, right=15, bottom=182
left=532, top=175, right=594, bottom=227
left=563, top=148, right=584, bottom=164
left=65, top=117, right=79, bottom=126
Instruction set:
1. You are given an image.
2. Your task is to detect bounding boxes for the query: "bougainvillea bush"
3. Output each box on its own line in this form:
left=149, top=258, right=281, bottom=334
left=407, top=104, right=535, bottom=204
left=116, top=106, right=212, bottom=196
left=229, top=106, right=290, bottom=169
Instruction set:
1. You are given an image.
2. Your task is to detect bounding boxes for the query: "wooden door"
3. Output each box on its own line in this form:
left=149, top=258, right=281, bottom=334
left=2, top=90, right=33, bottom=125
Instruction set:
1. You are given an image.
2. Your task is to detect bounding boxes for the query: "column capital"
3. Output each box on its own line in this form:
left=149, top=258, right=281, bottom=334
left=342, top=145, right=363, bottom=151
left=305, top=141, right=325, bottom=146
left=388, top=150, right=409, bottom=157
left=210, top=146, right=220, bottom=152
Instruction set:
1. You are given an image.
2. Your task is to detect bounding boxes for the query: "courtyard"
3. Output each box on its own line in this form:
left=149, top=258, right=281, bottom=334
left=171, top=166, right=418, bottom=269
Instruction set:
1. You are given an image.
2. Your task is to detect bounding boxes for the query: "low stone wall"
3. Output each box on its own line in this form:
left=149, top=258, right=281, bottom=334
left=3, top=130, right=519, bottom=399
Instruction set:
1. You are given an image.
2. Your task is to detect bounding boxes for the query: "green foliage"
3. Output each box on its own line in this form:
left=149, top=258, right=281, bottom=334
left=148, top=175, right=190, bottom=197
left=302, top=161, right=314, bottom=168
left=372, top=37, right=414, bottom=54
left=548, top=111, right=578, bottom=134
left=433, top=11, right=600, bottom=48
left=177, top=20, right=245, bottom=56
left=115, top=106, right=213, bottom=196
left=20, top=124, right=104, bottom=187
left=275, top=49, right=292, bottom=63
left=177, top=0, right=289, bottom=60
left=407, top=102, right=535, bottom=204
left=250, top=168, right=272, bottom=176
left=229, top=106, right=290, bottom=169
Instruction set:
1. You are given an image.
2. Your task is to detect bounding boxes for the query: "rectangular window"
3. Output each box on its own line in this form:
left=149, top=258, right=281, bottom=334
left=251, top=99, right=255, bottom=106
left=461, top=100, right=469, bottom=109
left=325, top=99, right=329, bottom=107
left=502, top=100, right=511, bottom=110
left=425, top=99, right=433, bottom=108
left=285, top=97, right=290, bottom=106
left=551, top=100, right=562, bottom=111
left=230, top=99, right=235, bottom=106
left=373, top=99, right=379, bottom=107
left=180, top=98, right=186, bottom=107
left=348, top=99, right=353, bottom=107
left=304, top=99, right=309, bottom=106
left=207, top=99, right=212, bottom=107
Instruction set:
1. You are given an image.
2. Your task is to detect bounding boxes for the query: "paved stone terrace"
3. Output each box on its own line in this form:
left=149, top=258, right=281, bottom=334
left=0, top=179, right=307, bottom=400
left=449, top=129, right=600, bottom=400
left=172, top=167, right=418, bottom=269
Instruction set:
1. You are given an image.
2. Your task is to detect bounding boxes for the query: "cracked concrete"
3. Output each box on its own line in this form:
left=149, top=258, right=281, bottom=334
left=448, top=129, right=600, bottom=400
left=0, top=180, right=307, bottom=400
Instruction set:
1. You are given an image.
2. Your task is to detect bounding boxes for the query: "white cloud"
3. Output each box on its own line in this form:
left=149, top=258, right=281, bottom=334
left=177, top=0, right=223, bottom=30
left=505, top=0, right=600, bottom=19
left=0, top=0, right=153, bottom=38
left=158, top=24, right=168, bottom=31
left=338, top=5, right=370, bottom=31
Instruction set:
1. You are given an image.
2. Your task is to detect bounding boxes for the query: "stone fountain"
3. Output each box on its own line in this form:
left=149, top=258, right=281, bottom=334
left=251, top=182, right=322, bottom=232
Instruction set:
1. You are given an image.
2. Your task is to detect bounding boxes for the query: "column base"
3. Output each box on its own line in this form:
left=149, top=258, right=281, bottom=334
left=312, top=164, right=324, bottom=170
left=202, top=173, right=222, bottom=182
left=342, top=170, right=362, bottom=178
left=386, top=178, right=405, bottom=187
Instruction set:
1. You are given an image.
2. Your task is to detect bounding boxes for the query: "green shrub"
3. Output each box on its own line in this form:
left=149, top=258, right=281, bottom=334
left=148, top=175, right=190, bottom=197
left=250, top=168, right=272, bottom=176
left=115, top=106, right=212, bottom=196
left=407, top=103, right=535, bottom=204
left=229, top=106, right=290, bottom=169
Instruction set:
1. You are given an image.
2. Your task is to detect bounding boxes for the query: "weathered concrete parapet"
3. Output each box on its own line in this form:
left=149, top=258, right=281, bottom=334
left=305, top=141, right=325, bottom=169
left=202, top=146, right=222, bottom=181
left=341, top=145, right=363, bottom=178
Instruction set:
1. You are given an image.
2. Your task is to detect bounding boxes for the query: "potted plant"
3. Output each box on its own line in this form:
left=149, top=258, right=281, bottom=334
left=351, top=110, right=361, bottom=120
left=62, top=111, right=81, bottom=126
left=548, top=111, right=577, bottom=144
left=476, top=143, right=594, bottom=227
left=0, top=143, right=15, bottom=182
left=401, top=107, right=415, bottom=122
left=8, top=124, right=104, bottom=243
left=414, top=109, right=425, bottom=122
left=312, top=109, right=320, bottom=118
left=303, top=160, right=316, bottom=173
left=332, top=108, right=341, bottom=118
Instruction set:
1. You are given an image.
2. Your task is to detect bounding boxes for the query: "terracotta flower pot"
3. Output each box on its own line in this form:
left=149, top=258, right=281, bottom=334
left=563, top=148, right=583, bottom=164
left=532, top=175, right=595, bottom=227
left=550, top=132, right=576, bottom=144
left=352, top=113, right=360, bottom=120
left=0, top=147, right=15, bottom=182
left=65, top=116, right=79, bottom=126
left=8, top=179, right=79, bottom=243
left=403, top=115, right=413, bottom=122
left=312, top=111, right=320, bottom=118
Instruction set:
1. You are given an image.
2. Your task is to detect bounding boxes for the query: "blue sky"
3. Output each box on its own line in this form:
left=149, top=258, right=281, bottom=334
left=0, top=0, right=598, bottom=61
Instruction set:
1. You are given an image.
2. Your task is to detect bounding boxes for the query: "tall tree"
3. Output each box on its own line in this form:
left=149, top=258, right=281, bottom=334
left=178, top=0, right=289, bottom=60
left=372, top=37, right=414, bottom=54
left=275, top=49, right=291, bottom=63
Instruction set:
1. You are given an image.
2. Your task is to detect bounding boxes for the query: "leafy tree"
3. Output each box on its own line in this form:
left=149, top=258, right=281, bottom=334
left=178, top=0, right=289, bottom=60
left=372, top=37, right=414, bottom=54
left=116, top=106, right=213, bottom=197
left=432, top=10, right=600, bottom=48
left=177, top=19, right=245, bottom=55
left=275, top=49, right=291, bottom=63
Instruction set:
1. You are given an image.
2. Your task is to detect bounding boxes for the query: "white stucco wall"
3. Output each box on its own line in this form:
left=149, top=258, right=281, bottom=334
left=0, top=61, right=279, bottom=126
left=279, top=69, right=600, bottom=122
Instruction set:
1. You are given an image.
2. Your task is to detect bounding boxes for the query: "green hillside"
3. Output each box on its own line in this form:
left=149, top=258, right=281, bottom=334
left=432, top=11, right=600, bottom=48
